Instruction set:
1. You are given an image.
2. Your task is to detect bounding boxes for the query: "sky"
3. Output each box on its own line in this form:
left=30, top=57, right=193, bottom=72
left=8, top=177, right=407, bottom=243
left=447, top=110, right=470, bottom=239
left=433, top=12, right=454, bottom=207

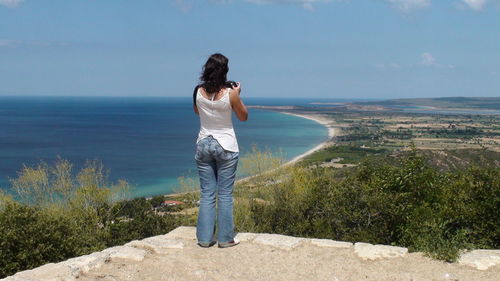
left=0, top=0, right=499, bottom=99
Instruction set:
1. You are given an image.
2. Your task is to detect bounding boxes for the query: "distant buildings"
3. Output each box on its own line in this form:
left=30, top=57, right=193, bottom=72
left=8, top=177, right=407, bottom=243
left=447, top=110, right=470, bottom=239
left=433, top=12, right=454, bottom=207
left=161, top=200, right=184, bottom=207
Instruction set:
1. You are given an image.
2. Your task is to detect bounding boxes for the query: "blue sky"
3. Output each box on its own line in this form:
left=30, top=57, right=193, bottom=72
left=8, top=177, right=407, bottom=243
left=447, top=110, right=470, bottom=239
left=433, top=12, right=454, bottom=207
left=0, top=0, right=499, bottom=99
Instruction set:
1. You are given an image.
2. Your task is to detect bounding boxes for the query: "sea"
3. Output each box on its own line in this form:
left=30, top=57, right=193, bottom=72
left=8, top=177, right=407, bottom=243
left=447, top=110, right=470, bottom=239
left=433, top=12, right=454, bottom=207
left=0, top=96, right=368, bottom=199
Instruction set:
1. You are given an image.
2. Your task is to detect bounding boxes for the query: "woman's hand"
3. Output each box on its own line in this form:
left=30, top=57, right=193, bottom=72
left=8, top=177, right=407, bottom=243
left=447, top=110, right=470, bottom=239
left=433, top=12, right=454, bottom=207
left=230, top=82, right=248, bottom=121
left=233, top=82, right=242, bottom=95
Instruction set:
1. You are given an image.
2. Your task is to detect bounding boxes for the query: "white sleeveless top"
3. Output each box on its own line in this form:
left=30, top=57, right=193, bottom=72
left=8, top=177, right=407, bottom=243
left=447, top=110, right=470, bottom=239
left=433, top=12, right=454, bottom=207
left=196, top=88, right=239, bottom=152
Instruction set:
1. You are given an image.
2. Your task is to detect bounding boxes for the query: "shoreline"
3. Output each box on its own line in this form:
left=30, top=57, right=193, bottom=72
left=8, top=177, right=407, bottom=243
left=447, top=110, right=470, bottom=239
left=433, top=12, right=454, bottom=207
left=234, top=109, right=336, bottom=184
left=159, top=109, right=337, bottom=197
left=278, top=111, right=336, bottom=166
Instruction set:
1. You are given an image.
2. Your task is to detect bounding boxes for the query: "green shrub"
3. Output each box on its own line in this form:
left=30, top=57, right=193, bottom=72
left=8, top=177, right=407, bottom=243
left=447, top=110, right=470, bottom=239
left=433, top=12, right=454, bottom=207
left=0, top=158, right=183, bottom=278
left=0, top=201, right=104, bottom=278
left=239, top=145, right=284, bottom=177
left=300, top=144, right=389, bottom=166
left=106, top=212, right=182, bottom=246
left=150, top=195, right=166, bottom=208
left=237, top=145, right=499, bottom=261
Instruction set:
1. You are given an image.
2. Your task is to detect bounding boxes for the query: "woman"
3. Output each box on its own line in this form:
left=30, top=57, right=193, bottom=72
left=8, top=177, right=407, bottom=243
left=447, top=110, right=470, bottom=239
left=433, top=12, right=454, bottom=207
left=193, top=53, right=248, bottom=248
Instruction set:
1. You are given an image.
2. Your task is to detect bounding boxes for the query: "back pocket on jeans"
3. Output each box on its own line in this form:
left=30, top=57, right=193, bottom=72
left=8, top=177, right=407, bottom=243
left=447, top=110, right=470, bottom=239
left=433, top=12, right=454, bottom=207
left=219, top=149, right=238, bottom=161
left=194, top=142, right=204, bottom=161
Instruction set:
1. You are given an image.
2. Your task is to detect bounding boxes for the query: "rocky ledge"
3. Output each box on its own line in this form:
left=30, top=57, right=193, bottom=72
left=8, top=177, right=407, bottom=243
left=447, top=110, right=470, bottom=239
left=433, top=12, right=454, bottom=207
left=2, top=226, right=499, bottom=281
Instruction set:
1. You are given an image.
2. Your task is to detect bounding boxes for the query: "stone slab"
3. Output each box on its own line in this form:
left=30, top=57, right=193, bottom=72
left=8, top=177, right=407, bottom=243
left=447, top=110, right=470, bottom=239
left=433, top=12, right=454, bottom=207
left=354, top=242, right=408, bottom=260
left=162, top=226, right=196, bottom=241
left=3, top=251, right=111, bottom=281
left=101, top=246, right=148, bottom=262
left=126, top=237, right=184, bottom=254
left=1, top=277, right=38, bottom=281
left=309, top=238, right=353, bottom=248
left=9, top=262, right=74, bottom=281
left=234, top=233, right=257, bottom=242
left=253, top=233, right=304, bottom=250
left=62, top=251, right=108, bottom=275
left=458, top=249, right=500, bottom=270
left=143, top=236, right=184, bottom=249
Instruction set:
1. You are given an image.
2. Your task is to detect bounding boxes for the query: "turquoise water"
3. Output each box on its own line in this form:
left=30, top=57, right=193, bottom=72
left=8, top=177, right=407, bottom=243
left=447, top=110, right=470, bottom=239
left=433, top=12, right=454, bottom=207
left=0, top=97, right=329, bottom=198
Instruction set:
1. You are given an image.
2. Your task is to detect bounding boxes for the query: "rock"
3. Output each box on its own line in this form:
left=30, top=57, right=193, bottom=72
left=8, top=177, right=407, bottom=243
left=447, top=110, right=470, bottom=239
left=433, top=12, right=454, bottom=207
left=1, top=276, right=37, bottom=281
left=101, top=246, right=148, bottom=262
left=9, top=262, right=74, bottom=281
left=458, top=249, right=500, bottom=270
left=162, top=226, right=196, bottom=241
left=2, top=251, right=110, bottom=281
left=62, top=251, right=108, bottom=275
left=253, top=233, right=304, bottom=250
left=354, top=242, right=408, bottom=260
left=143, top=236, right=184, bottom=249
left=99, top=276, right=118, bottom=281
left=234, top=233, right=257, bottom=242
left=309, top=238, right=353, bottom=248
left=126, top=237, right=184, bottom=254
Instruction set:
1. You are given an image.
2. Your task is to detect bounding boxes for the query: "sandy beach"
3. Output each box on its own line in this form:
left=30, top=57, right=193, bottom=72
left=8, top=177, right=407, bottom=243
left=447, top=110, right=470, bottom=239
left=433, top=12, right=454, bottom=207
left=278, top=111, right=336, bottom=165
left=245, top=105, right=337, bottom=166
left=234, top=110, right=336, bottom=184
left=162, top=110, right=337, bottom=196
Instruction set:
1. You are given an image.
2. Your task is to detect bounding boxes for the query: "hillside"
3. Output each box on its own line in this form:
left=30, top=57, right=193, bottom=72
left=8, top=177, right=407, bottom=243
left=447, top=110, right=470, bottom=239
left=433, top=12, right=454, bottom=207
left=352, top=97, right=500, bottom=110
left=356, top=148, right=500, bottom=174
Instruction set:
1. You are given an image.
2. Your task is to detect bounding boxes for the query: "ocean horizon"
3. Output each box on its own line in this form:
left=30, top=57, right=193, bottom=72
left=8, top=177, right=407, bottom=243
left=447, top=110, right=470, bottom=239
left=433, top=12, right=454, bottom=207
left=0, top=96, right=363, bottom=199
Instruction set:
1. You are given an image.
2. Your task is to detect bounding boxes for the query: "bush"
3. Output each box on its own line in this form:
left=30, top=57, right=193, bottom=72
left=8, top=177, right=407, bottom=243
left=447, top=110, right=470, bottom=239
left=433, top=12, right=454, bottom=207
left=0, top=158, right=183, bottom=278
left=106, top=212, right=182, bottom=246
left=0, top=201, right=104, bottom=277
left=238, top=145, right=499, bottom=261
left=300, top=144, right=388, bottom=166
left=150, top=195, right=166, bottom=208
left=239, top=145, right=284, bottom=177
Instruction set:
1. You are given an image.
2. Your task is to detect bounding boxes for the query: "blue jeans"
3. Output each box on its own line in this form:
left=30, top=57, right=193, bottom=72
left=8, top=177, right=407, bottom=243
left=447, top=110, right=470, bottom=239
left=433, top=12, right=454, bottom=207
left=195, top=136, right=239, bottom=244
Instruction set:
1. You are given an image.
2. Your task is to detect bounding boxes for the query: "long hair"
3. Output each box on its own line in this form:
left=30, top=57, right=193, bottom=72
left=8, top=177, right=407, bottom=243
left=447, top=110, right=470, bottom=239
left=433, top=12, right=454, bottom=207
left=200, top=53, right=229, bottom=94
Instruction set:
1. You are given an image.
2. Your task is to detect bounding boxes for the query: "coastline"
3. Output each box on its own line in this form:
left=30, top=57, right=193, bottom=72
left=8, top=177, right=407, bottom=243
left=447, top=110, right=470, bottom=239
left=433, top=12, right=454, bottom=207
left=234, top=109, right=336, bottom=184
left=162, top=109, right=337, bottom=196
left=278, top=111, right=336, bottom=165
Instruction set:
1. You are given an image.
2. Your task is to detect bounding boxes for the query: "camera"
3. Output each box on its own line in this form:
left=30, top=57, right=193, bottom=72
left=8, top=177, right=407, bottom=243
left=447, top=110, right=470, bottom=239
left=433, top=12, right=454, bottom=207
left=226, top=81, right=238, bottom=88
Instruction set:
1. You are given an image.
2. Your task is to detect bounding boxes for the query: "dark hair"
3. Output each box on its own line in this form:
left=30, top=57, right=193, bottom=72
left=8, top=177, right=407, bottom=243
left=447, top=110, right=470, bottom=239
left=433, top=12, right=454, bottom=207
left=200, top=53, right=229, bottom=94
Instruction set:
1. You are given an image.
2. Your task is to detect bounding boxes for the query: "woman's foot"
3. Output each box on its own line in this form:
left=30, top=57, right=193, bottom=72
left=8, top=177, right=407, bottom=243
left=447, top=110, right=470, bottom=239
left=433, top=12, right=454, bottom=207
left=218, top=238, right=240, bottom=248
left=197, top=241, right=217, bottom=248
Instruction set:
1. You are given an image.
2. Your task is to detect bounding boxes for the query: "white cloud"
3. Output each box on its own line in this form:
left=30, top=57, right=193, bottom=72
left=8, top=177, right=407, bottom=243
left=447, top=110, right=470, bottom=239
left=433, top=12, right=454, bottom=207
left=246, top=0, right=331, bottom=3
left=209, top=0, right=233, bottom=3
left=420, top=52, right=436, bottom=66
left=457, top=0, right=500, bottom=11
left=389, top=63, right=401, bottom=69
left=172, top=0, right=193, bottom=12
left=0, top=0, right=23, bottom=8
left=375, top=53, right=454, bottom=71
left=419, top=52, right=454, bottom=69
left=460, top=0, right=488, bottom=10
left=176, top=0, right=500, bottom=13
left=374, top=63, right=401, bottom=70
left=385, top=0, right=431, bottom=12
left=302, top=2, right=315, bottom=11
left=245, top=0, right=335, bottom=11
left=0, top=39, right=21, bottom=47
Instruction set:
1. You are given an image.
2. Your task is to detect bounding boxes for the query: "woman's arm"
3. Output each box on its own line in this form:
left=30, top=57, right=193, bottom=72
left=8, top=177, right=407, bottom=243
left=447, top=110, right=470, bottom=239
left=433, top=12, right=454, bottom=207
left=229, top=82, right=248, bottom=121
